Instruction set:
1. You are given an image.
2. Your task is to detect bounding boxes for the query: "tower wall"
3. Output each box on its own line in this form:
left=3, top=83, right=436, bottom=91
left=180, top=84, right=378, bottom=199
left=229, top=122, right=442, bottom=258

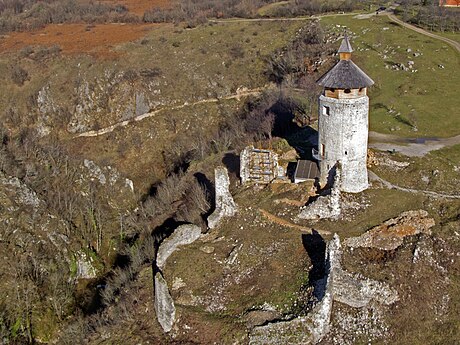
left=318, top=94, right=369, bottom=193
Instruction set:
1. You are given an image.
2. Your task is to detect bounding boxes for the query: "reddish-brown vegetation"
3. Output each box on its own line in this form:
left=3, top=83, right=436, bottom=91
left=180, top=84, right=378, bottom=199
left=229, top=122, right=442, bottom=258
left=80, top=0, right=171, bottom=16
left=0, top=23, right=161, bottom=57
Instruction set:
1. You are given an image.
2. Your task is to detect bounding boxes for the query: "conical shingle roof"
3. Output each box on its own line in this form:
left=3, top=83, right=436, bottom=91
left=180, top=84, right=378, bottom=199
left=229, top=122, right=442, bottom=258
left=316, top=35, right=374, bottom=89
left=338, top=33, right=353, bottom=53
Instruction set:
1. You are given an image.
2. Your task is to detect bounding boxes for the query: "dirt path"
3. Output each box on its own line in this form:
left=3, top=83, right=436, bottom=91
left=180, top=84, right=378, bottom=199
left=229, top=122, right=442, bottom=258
left=75, top=87, right=266, bottom=138
left=368, top=131, right=460, bottom=157
left=259, top=208, right=330, bottom=235
left=209, top=11, right=358, bottom=23
left=387, top=14, right=460, bottom=53
left=369, top=171, right=460, bottom=199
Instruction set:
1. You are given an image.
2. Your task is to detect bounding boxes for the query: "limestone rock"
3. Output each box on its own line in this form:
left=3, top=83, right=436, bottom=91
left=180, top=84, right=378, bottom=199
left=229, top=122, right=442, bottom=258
left=250, top=234, right=399, bottom=344
left=249, top=235, right=338, bottom=345
left=156, top=224, right=201, bottom=269
left=344, top=210, right=434, bottom=251
left=208, top=166, right=237, bottom=229
left=298, top=167, right=341, bottom=220
left=200, top=245, right=215, bottom=254
left=331, top=236, right=398, bottom=307
left=154, top=272, right=176, bottom=333
left=244, top=310, right=281, bottom=328
left=75, top=251, right=97, bottom=279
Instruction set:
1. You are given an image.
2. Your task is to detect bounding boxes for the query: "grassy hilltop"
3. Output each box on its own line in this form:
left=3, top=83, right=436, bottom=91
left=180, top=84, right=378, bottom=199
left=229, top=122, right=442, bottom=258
left=0, top=1, right=459, bottom=343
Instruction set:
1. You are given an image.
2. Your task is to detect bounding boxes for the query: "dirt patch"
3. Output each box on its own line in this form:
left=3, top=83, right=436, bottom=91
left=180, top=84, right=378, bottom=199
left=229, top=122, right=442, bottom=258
left=259, top=208, right=330, bottom=235
left=0, top=23, right=161, bottom=58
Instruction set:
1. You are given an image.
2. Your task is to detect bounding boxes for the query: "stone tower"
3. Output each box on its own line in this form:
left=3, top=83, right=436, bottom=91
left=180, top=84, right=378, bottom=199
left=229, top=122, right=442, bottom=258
left=315, top=34, right=374, bottom=193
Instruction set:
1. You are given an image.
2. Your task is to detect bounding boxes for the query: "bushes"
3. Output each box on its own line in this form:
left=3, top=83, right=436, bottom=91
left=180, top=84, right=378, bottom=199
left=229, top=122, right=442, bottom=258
left=143, top=0, right=363, bottom=25
left=0, top=0, right=139, bottom=33
left=11, top=65, right=29, bottom=86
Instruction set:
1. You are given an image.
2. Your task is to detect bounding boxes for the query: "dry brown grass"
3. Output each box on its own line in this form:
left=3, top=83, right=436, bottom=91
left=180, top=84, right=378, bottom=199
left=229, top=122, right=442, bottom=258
left=0, top=23, right=162, bottom=58
left=91, top=0, right=171, bottom=16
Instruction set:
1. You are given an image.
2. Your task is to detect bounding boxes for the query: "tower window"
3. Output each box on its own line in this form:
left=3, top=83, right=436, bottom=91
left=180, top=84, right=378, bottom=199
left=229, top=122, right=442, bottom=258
left=323, top=106, right=330, bottom=116
left=345, top=151, right=348, bottom=155
left=344, top=89, right=351, bottom=94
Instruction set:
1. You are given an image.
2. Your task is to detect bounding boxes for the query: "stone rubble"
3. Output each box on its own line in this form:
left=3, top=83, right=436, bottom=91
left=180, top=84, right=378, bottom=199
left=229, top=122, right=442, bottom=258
left=344, top=210, right=435, bottom=251
left=298, top=167, right=341, bottom=220
left=208, top=166, right=238, bottom=229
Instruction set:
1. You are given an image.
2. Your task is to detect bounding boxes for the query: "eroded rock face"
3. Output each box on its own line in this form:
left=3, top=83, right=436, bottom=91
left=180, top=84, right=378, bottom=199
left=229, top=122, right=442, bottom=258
left=298, top=167, right=341, bottom=220
left=156, top=224, right=201, bottom=269
left=330, top=236, right=399, bottom=308
left=344, top=210, right=435, bottom=251
left=208, top=166, right=237, bottom=229
left=154, top=272, right=176, bottom=333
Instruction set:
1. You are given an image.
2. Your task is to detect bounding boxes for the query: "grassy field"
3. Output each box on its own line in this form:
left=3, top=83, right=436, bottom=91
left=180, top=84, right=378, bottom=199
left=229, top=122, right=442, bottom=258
left=436, top=30, right=460, bottom=43
left=320, top=14, right=460, bottom=138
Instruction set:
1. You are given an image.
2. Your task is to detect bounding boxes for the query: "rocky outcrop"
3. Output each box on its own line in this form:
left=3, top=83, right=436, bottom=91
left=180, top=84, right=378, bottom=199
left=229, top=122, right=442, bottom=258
left=331, top=236, right=399, bottom=308
left=298, top=167, right=341, bottom=220
left=156, top=224, right=201, bottom=269
left=344, top=210, right=435, bottom=251
left=208, top=166, right=237, bottom=229
left=75, top=251, right=98, bottom=279
left=154, top=272, right=176, bottom=333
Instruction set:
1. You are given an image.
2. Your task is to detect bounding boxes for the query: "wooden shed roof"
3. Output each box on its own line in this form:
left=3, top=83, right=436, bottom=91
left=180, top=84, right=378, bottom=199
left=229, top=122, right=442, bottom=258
left=294, top=160, right=319, bottom=180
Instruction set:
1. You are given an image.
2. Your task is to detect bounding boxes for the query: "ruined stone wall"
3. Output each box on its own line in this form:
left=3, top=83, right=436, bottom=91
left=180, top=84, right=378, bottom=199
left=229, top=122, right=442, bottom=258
left=298, top=165, right=341, bottom=220
left=240, top=146, right=279, bottom=184
left=208, top=166, right=237, bottom=229
left=318, top=95, right=369, bottom=193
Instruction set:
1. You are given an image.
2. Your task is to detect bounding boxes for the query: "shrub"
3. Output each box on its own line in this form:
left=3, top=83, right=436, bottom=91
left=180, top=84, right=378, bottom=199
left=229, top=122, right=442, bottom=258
left=11, top=65, right=29, bottom=86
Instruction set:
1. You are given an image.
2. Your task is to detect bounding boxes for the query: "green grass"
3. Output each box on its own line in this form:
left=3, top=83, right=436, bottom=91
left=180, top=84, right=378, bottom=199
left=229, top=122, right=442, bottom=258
left=372, top=144, right=460, bottom=195
left=432, top=30, right=460, bottom=43
left=257, top=1, right=290, bottom=16
left=320, top=15, right=460, bottom=138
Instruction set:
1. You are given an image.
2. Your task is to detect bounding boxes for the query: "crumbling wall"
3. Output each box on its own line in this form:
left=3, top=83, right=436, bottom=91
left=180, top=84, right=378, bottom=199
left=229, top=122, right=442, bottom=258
left=154, top=271, right=176, bottom=333
left=156, top=224, right=202, bottom=269
left=249, top=234, right=399, bottom=344
left=298, top=166, right=341, bottom=220
left=240, top=146, right=279, bottom=184
left=154, top=224, right=201, bottom=333
left=208, top=166, right=237, bottom=229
